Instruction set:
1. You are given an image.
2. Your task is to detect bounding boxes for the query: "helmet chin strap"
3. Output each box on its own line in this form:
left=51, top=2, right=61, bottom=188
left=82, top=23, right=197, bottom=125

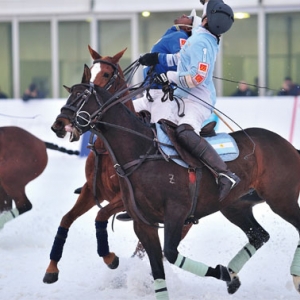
left=175, top=24, right=193, bottom=29
left=202, top=3, right=208, bottom=18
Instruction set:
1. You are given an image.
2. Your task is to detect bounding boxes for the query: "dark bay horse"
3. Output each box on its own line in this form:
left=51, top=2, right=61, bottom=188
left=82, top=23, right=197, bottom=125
left=44, top=46, right=189, bottom=284
left=52, top=65, right=300, bottom=299
left=0, top=126, right=79, bottom=229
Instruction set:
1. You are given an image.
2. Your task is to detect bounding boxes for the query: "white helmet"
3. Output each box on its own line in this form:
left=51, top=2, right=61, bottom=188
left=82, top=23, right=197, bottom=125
left=189, top=9, right=202, bottom=29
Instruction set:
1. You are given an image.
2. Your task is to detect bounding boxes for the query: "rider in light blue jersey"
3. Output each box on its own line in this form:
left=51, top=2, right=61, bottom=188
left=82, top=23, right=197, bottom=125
left=138, top=0, right=240, bottom=202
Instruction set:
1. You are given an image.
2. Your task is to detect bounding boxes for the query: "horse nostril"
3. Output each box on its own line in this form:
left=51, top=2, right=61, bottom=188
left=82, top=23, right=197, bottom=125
left=51, top=120, right=64, bottom=133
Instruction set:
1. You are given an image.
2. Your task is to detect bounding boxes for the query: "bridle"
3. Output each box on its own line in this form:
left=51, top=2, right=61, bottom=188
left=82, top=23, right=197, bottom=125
left=92, top=58, right=123, bottom=91
left=57, top=58, right=125, bottom=132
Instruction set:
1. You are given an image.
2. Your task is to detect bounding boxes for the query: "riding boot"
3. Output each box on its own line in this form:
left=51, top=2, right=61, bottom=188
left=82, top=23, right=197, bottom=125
left=176, top=124, right=240, bottom=202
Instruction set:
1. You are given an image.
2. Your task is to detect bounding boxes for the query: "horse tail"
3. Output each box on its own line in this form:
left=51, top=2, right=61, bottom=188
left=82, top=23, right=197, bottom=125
left=44, top=142, right=80, bottom=156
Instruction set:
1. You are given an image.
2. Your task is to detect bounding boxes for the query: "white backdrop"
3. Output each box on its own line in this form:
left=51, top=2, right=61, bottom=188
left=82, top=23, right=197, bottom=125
left=0, top=96, right=299, bottom=151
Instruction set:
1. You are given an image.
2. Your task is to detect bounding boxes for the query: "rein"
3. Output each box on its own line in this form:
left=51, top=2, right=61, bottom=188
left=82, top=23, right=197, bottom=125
left=90, top=125, right=163, bottom=228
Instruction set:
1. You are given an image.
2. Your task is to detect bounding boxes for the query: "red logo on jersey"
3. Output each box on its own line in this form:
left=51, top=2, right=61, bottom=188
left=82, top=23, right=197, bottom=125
left=179, top=38, right=187, bottom=48
left=194, top=74, right=205, bottom=84
left=198, top=63, right=208, bottom=73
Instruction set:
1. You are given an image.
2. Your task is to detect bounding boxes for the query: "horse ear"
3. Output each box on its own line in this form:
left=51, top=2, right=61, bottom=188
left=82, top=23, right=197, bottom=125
left=88, top=45, right=102, bottom=60
left=63, top=85, right=71, bottom=93
left=82, top=64, right=91, bottom=83
left=112, top=48, right=127, bottom=64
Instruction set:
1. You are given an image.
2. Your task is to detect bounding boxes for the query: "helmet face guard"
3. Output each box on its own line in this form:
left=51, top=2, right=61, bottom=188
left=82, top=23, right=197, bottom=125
left=189, top=9, right=202, bottom=29
left=206, top=0, right=234, bottom=35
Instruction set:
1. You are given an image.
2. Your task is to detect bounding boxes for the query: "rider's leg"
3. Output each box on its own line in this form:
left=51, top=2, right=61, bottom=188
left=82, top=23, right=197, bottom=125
left=176, top=124, right=240, bottom=201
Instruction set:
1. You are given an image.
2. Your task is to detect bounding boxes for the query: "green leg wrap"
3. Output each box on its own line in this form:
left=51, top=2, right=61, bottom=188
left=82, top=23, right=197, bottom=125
left=0, top=208, right=19, bottom=229
left=154, top=279, right=169, bottom=300
left=228, top=243, right=256, bottom=273
left=174, top=253, right=208, bottom=277
left=290, top=241, right=300, bottom=276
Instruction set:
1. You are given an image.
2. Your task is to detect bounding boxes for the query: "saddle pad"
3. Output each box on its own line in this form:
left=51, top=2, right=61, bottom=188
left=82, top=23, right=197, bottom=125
left=156, top=124, right=239, bottom=168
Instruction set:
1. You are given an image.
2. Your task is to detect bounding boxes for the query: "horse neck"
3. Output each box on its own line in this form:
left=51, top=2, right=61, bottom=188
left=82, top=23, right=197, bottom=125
left=97, top=102, right=153, bottom=166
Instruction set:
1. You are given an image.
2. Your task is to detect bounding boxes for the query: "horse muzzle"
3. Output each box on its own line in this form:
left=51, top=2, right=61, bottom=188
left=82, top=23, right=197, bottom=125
left=51, top=119, right=68, bottom=138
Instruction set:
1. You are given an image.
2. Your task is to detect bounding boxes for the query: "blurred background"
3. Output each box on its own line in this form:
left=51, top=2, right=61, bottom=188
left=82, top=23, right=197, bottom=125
left=0, top=0, right=299, bottom=98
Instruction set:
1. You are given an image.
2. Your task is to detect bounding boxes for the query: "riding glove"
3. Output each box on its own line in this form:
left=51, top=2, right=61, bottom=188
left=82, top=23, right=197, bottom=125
left=139, top=52, right=159, bottom=66
left=155, top=73, right=174, bottom=101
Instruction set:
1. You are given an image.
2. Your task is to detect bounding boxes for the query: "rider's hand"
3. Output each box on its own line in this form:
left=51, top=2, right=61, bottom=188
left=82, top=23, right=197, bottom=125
left=138, top=52, right=159, bottom=66
left=154, top=73, right=169, bottom=85
left=155, top=73, right=175, bottom=101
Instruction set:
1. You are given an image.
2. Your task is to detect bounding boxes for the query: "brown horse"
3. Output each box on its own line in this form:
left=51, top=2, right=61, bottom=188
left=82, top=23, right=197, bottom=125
left=44, top=46, right=158, bottom=283
left=0, top=126, right=79, bottom=229
left=52, top=65, right=300, bottom=299
left=43, top=46, right=193, bottom=284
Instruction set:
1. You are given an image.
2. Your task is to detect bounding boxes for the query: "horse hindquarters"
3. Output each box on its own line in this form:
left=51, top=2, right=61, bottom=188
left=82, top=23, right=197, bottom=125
left=0, top=127, right=48, bottom=229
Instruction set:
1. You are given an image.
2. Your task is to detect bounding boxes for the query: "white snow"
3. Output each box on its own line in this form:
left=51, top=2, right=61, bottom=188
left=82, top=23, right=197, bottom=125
left=0, top=152, right=300, bottom=300
left=0, top=98, right=300, bottom=299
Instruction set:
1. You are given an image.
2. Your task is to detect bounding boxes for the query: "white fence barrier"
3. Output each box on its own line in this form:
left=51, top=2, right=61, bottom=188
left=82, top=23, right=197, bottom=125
left=0, top=96, right=299, bottom=157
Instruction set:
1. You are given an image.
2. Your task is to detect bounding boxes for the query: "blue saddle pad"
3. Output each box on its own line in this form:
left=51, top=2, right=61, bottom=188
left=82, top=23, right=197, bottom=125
left=156, top=123, right=239, bottom=168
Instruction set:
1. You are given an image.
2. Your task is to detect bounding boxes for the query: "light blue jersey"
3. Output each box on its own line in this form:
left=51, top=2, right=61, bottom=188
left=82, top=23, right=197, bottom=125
left=157, top=26, right=220, bottom=131
left=158, top=27, right=219, bottom=109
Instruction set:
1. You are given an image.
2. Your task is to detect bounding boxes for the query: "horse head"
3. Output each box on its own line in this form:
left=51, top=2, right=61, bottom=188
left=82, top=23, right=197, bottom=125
left=52, top=65, right=112, bottom=142
left=88, top=45, right=127, bottom=91
left=51, top=46, right=131, bottom=141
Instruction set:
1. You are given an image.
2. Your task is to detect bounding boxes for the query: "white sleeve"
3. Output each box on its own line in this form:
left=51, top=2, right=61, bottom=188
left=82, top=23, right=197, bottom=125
left=166, top=71, right=179, bottom=85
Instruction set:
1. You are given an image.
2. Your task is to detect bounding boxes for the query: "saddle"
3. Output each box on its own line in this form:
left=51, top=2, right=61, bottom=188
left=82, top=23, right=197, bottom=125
left=158, top=119, right=217, bottom=169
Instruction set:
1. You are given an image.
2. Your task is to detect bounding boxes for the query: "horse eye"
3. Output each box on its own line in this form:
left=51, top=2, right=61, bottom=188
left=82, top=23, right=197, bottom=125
left=103, top=73, right=110, bottom=78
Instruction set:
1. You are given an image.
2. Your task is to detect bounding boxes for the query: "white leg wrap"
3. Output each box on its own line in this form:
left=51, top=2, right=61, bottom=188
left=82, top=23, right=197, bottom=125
left=0, top=208, right=19, bottom=229
left=154, top=279, right=169, bottom=300
left=291, top=241, right=300, bottom=276
left=228, top=243, right=256, bottom=273
left=174, top=253, right=208, bottom=277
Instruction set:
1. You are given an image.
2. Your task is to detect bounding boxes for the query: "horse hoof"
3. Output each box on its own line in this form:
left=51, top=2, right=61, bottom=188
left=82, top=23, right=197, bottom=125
left=218, top=264, right=231, bottom=282
left=107, top=255, right=119, bottom=269
left=43, top=272, right=59, bottom=284
left=226, top=273, right=241, bottom=294
left=292, top=275, right=300, bottom=293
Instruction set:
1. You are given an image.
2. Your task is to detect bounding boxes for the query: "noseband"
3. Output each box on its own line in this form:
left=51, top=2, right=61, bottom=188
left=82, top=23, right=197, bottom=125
left=57, top=59, right=120, bottom=131
left=58, top=83, right=103, bottom=133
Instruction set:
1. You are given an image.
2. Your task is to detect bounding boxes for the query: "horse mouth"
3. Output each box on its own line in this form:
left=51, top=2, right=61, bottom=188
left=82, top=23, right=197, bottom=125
left=65, top=124, right=81, bottom=142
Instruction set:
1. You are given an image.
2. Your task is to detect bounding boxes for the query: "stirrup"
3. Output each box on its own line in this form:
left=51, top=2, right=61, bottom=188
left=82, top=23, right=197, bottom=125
left=219, top=173, right=239, bottom=189
left=116, top=212, right=132, bottom=222
left=74, top=187, right=82, bottom=194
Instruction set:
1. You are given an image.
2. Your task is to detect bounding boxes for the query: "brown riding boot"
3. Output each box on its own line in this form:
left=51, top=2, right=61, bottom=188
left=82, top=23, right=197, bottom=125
left=176, top=124, right=240, bottom=201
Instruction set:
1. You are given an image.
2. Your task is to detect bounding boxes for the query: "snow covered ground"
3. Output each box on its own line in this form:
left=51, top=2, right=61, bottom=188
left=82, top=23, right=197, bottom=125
left=0, top=97, right=300, bottom=299
left=0, top=152, right=300, bottom=300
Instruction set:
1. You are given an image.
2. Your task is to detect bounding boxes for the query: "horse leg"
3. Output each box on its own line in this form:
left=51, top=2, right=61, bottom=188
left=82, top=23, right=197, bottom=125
left=0, top=185, right=31, bottom=230
left=43, top=183, right=95, bottom=284
left=0, top=184, right=13, bottom=211
left=221, top=200, right=270, bottom=294
left=0, top=184, right=16, bottom=229
left=131, top=223, right=193, bottom=259
left=95, top=195, right=124, bottom=269
left=163, top=214, right=231, bottom=291
left=266, top=196, right=300, bottom=293
left=133, top=221, right=168, bottom=300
